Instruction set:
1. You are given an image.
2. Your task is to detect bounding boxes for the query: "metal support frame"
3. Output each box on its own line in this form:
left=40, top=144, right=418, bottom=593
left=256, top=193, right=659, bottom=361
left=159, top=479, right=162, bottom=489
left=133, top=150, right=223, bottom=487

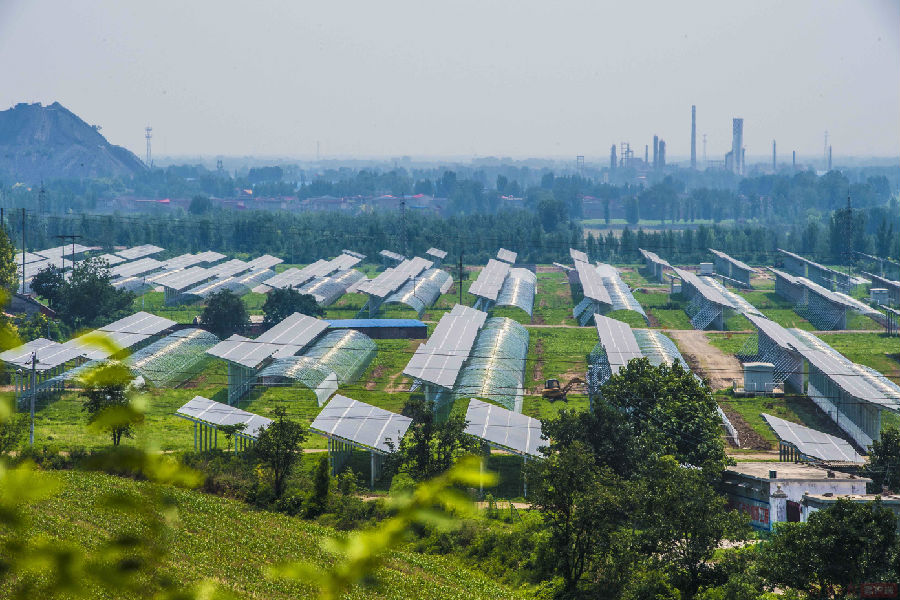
left=325, top=434, right=387, bottom=490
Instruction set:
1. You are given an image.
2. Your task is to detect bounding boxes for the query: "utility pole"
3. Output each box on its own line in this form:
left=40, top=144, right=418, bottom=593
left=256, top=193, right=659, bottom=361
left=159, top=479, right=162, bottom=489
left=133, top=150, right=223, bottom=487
left=458, top=253, right=464, bottom=306
left=400, top=200, right=407, bottom=257
left=29, top=352, right=36, bottom=446
left=21, top=208, right=25, bottom=295
left=55, top=234, right=82, bottom=270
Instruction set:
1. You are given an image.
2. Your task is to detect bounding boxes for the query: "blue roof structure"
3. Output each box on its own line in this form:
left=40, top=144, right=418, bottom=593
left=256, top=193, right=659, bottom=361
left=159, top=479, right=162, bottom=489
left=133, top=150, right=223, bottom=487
left=327, top=319, right=426, bottom=329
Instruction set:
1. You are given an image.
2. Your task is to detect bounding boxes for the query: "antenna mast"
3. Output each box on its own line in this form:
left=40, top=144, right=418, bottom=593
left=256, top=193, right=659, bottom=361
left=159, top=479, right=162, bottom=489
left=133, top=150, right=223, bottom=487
left=145, top=126, right=153, bottom=167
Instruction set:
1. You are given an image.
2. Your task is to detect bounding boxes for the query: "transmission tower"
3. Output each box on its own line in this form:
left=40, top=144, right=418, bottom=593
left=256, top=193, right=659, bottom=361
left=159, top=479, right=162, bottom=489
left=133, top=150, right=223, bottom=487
left=145, top=126, right=153, bottom=167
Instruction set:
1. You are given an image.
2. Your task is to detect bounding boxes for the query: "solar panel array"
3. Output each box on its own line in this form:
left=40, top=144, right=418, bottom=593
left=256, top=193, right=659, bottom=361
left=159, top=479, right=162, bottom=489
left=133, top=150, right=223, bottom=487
left=177, top=395, right=271, bottom=438
left=379, top=249, right=405, bottom=263
left=453, top=317, right=529, bottom=411
left=496, top=248, right=517, bottom=264
left=701, top=276, right=763, bottom=316
left=594, top=262, right=647, bottom=317
left=116, top=245, right=165, bottom=260
left=673, top=267, right=734, bottom=308
left=127, top=328, right=220, bottom=387
left=465, top=399, right=543, bottom=458
left=761, top=413, right=863, bottom=464
left=358, top=257, right=432, bottom=299
left=469, top=259, right=511, bottom=301
left=426, top=247, right=448, bottom=260
left=385, top=268, right=452, bottom=315
left=1, top=312, right=176, bottom=370
left=709, top=249, right=753, bottom=274
left=574, top=259, right=612, bottom=305
left=403, top=304, right=487, bottom=388
left=111, top=257, right=165, bottom=279
left=310, top=394, right=412, bottom=453
left=36, top=244, right=90, bottom=260
left=594, top=314, right=643, bottom=373
left=97, top=253, right=127, bottom=266
left=569, top=248, right=589, bottom=263
left=154, top=266, right=214, bottom=292
left=206, top=312, right=329, bottom=369
left=790, top=328, right=900, bottom=411
left=298, top=269, right=367, bottom=306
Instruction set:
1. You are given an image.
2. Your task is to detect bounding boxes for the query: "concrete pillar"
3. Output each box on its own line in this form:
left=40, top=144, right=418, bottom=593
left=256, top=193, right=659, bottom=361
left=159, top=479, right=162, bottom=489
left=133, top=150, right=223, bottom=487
left=770, top=484, right=788, bottom=528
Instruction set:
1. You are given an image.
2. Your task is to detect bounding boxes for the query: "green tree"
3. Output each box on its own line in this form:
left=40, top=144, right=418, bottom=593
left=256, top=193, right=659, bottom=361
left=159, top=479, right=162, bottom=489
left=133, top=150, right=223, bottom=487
left=306, top=453, right=331, bottom=517
left=53, top=257, right=134, bottom=328
left=526, top=440, right=630, bottom=596
left=625, top=196, right=640, bottom=225
left=758, top=498, right=897, bottom=597
left=262, top=287, right=323, bottom=328
left=219, top=422, right=246, bottom=452
left=253, top=407, right=306, bottom=498
left=189, top=194, right=213, bottom=215
left=0, top=412, right=26, bottom=456
left=387, top=397, right=481, bottom=482
left=30, top=265, right=66, bottom=307
left=78, top=362, right=143, bottom=446
left=867, top=426, right=900, bottom=493
left=200, top=289, right=249, bottom=338
left=0, top=228, right=18, bottom=295
left=636, top=456, right=747, bottom=600
left=599, top=358, right=728, bottom=472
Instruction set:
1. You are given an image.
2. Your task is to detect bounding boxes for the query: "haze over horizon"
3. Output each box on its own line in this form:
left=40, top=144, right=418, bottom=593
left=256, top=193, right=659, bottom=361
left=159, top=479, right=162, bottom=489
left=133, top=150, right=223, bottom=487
left=2, top=0, right=898, bottom=161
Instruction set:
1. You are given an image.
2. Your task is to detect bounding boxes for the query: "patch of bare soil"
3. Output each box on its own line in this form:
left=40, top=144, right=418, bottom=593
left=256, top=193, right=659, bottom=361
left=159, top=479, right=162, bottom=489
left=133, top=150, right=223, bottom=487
left=533, top=314, right=546, bottom=324
left=719, top=403, right=772, bottom=450
left=385, top=373, right=410, bottom=393
left=536, top=265, right=560, bottom=273
left=366, top=365, right=386, bottom=390
left=644, top=310, right=661, bottom=327
left=668, top=330, right=743, bottom=390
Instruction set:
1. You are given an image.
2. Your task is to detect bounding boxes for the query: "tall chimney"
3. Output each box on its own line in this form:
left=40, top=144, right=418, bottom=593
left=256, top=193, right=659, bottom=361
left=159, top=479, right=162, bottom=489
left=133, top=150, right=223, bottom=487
left=828, top=146, right=832, bottom=170
left=731, top=118, right=744, bottom=175
left=658, top=140, right=666, bottom=168
left=690, top=105, right=697, bottom=169
left=772, top=140, right=776, bottom=171
left=644, top=144, right=649, bottom=165
left=793, top=150, right=796, bottom=170
left=610, top=144, right=617, bottom=170
left=653, top=135, right=659, bottom=169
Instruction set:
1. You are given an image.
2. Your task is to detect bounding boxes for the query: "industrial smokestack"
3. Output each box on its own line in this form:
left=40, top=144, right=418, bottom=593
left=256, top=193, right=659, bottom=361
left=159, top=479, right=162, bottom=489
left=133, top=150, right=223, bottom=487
left=690, top=105, right=697, bottom=169
left=658, top=140, right=666, bottom=168
left=792, top=150, right=796, bottom=170
left=772, top=140, right=776, bottom=172
left=731, top=118, right=744, bottom=175
left=828, top=146, right=832, bottom=170
left=645, top=144, right=649, bottom=165
left=610, top=144, right=617, bottom=170
left=653, top=135, right=659, bottom=169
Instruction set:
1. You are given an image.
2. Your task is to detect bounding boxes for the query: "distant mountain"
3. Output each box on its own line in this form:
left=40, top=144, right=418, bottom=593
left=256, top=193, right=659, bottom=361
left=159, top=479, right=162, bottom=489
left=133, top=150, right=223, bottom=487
left=0, top=101, right=146, bottom=183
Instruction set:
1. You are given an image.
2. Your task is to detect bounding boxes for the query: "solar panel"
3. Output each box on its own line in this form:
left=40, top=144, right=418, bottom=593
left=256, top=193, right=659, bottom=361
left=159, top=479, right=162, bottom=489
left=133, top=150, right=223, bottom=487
left=762, top=413, right=863, bottom=463
left=709, top=249, right=753, bottom=273
left=206, top=259, right=251, bottom=279
left=864, top=271, right=900, bottom=292
left=207, top=313, right=328, bottom=368
left=247, top=254, right=283, bottom=270
left=111, top=257, right=165, bottom=279
left=193, top=251, right=226, bottom=264
left=464, top=399, right=543, bottom=458
left=154, top=266, right=213, bottom=292
left=594, top=315, right=642, bottom=373
left=639, top=248, right=672, bottom=268
left=0, top=338, right=60, bottom=368
left=701, top=276, right=763, bottom=316
left=17, top=251, right=48, bottom=264
left=746, top=314, right=805, bottom=352
left=96, top=253, right=127, bottom=266
left=469, top=259, right=511, bottom=301
left=575, top=260, right=612, bottom=304
left=379, top=249, right=405, bottom=262
left=569, top=248, right=589, bottom=263
left=177, top=396, right=271, bottom=437
left=67, top=311, right=177, bottom=359
left=342, top=249, right=367, bottom=260
left=35, top=244, right=90, bottom=260
left=310, top=394, right=412, bottom=453
left=426, top=247, right=448, bottom=260
left=160, top=253, right=206, bottom=270
left=496, top=248, right=517, bottom=264
left=403, top=305, right=487, bottom=388
left=359, top=257, right=432, bottom=298
left=673, top=267, right=734, bottom=307
left=115, top=245, right=165, bottom=260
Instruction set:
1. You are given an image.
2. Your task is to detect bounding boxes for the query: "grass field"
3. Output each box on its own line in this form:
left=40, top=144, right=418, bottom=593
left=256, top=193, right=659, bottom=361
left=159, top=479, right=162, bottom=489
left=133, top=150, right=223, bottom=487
left=717, top=392, right=851, bottom=447
left=16, top=470, right=534, bottom=600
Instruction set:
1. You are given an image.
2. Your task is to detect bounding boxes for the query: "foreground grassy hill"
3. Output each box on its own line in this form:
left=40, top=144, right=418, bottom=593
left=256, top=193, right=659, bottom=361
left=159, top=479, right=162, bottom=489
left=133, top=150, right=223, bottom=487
left=13, top=470, right=534, bottom=600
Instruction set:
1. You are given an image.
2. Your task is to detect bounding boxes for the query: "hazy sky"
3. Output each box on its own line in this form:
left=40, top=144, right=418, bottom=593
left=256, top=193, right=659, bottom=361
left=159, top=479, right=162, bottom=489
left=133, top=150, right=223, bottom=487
left=1, top=0, right=897, bottom=161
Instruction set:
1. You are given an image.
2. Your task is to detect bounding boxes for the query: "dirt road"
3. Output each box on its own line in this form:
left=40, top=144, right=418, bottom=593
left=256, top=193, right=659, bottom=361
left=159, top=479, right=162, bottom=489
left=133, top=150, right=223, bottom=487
left=667, top=329, right=743, bottom=390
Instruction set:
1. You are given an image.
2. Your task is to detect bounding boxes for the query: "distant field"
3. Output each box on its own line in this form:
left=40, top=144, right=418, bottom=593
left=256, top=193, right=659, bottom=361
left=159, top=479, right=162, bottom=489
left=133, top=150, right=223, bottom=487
left=17, top=470, right=534, bottom=600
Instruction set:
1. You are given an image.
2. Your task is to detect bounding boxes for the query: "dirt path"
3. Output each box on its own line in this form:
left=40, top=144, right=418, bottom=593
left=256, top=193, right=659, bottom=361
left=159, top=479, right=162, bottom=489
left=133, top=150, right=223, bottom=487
left=667, top=330, right=743, bottom=390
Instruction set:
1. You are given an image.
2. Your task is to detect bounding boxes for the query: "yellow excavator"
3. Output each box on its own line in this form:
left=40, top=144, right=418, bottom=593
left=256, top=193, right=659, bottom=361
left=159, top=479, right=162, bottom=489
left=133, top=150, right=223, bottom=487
left=541, top=377, right=585, bottom=402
